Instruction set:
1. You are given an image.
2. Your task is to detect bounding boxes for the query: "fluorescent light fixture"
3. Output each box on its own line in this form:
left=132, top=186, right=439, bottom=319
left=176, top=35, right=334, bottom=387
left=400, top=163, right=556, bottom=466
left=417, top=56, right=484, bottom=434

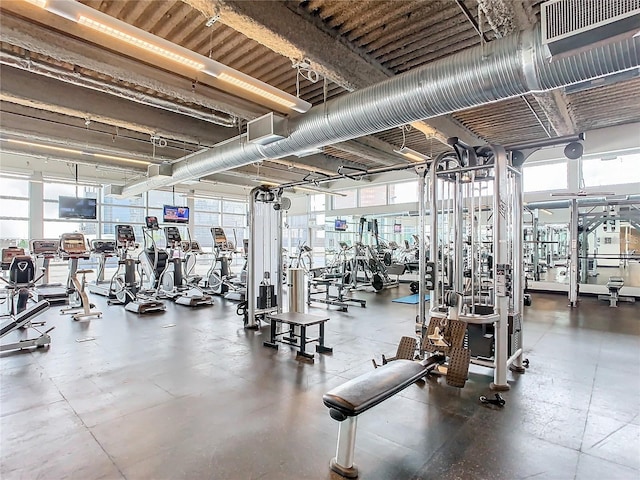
left=6, top=138, right=83, bottom=155
left=93, top=153, right=150, bottom=166
left=410, top=121, right=449, bottom=145
left=410, top=121, right=438, bottom=137
left=24, top=0, right=47, bottom=7
left=218, top=73, right=297, bottom=109
left=540, top=208, right=553, bottom=215
left=26, top=0, right=311, bottom=113
left=3, top=138, right=150, bottom=166
left=78, top=16, right=205, bottom=70
left=394, top=146, right=431, bottom=163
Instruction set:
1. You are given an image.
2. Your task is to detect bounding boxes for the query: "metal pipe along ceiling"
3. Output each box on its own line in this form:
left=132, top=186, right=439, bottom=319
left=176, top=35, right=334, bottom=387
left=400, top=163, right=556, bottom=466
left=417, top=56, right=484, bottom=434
left=121, top=28, right=640, bottom=196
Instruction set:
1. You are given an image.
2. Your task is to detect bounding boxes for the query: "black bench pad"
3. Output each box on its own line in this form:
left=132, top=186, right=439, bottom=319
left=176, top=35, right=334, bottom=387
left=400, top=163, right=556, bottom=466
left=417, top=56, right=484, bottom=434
left=0, top=300, right=49, bottom=336
left=323, top=358, right=440, bottom=418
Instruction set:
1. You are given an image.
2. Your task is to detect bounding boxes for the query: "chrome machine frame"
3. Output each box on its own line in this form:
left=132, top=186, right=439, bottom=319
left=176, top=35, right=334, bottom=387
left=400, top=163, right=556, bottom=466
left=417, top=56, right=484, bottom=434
left=418, top=143, right=524, bottom=390
left=246, top=186, right=290, bottom=329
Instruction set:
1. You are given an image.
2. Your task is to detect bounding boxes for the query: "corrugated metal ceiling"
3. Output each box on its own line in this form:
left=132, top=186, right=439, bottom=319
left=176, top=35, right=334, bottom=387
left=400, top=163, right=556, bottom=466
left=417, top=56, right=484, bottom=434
left=0, top=0, right=638, bottom=186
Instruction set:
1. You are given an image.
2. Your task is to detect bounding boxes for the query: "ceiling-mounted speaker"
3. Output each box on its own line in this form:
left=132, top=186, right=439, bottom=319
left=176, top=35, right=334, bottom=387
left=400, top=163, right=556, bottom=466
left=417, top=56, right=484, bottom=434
left=564, top=142, right=583, bottom=160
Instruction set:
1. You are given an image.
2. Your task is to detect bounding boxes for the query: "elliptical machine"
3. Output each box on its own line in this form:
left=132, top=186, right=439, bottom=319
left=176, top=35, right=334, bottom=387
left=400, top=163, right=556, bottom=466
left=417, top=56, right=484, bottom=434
left=203, top=227, right=246, bottom=301
left=162, top=225, right=213, bottom=307
left=109, top=224, right=166, bottom=314
left=140, top=216, right=212, bottom=307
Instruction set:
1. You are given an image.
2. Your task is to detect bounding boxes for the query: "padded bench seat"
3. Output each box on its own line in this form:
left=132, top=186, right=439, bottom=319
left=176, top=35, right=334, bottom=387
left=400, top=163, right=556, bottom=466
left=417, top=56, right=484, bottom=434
left=322, top=354, right=445, bottom=478
left=324, top=358, right=441, bottom=419
left=1, top=300, right=49, bottom=336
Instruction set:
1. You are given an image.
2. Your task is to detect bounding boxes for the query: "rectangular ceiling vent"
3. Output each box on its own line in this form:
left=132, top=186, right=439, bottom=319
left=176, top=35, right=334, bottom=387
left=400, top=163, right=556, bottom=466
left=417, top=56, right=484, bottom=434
left=541, top=0, right=640, bottom=57
left=148, top=163, right=172, bottom=178
left=247, top=112, right=288, bottom=145
left=103, top=184, right=124, bottom=197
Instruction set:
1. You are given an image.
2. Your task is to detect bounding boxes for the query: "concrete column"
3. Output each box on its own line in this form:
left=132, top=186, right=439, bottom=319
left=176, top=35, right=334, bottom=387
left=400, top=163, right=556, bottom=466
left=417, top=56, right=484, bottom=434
left=29, top=172, right=44, bottom=240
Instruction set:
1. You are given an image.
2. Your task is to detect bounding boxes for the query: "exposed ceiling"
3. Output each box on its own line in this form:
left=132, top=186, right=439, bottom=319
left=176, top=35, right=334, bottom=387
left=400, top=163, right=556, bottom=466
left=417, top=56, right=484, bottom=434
left=1, top=0, right=639, bottom=193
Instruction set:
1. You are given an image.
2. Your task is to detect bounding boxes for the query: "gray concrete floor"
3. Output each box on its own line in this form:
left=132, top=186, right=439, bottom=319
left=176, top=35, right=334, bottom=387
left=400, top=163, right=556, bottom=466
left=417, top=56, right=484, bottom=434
left=1, top=288, right=639, bottom=480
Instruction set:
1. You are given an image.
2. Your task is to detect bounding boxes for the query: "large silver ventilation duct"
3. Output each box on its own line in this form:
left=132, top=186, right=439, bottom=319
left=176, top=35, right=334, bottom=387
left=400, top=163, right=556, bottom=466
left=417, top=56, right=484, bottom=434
left=121, top=28, right=640, bottom=197
left=526, top=195, right=640, bottom=210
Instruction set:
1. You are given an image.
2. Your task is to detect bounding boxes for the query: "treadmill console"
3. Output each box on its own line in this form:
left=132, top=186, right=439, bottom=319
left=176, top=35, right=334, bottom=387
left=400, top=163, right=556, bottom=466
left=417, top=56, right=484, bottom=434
left=30, top=239, right=60, bottom=256
left=91, top=239, right=117, bottom=254
left=145, top=216, right=160, bottom=230
left=1, top=247, right=25, bottom=270
left=164, top=226, right=182, bottom=247
left=115, top=225, right=136, bottom=248
left=59, top=233, right=89, bottom=258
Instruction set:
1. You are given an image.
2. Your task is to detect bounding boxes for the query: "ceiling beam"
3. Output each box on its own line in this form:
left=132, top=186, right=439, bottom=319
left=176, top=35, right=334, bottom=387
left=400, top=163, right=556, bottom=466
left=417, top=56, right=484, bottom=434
left=0, top=64, right=233, bottom=146
left=331, top=140, right=407, bottom=167
left=182, top=0, right=481, bottom=144
left=0, top=103, right=194, bottom=161
left=477, top=0, right=578, bottom=136
left=269, top=153, right=369, bottom=177
left=0, top=9, right=267, bottom=121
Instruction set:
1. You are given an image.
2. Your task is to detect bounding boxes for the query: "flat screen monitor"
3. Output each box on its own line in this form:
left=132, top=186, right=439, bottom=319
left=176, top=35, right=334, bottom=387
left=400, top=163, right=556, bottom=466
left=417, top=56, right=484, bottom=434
left=394, top=223, right=402, bottom=233
left=335, top=219, right=347, bottom=231
left=145, top=216, right=159, bottom=229
left=163, top=205, right=189, bottom=223
left=58, top=196, right=97, bottom=219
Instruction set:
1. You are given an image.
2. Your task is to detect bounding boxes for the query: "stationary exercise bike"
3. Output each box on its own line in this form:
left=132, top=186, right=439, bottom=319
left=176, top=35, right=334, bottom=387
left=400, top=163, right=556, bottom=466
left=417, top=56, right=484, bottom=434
left=58, top=233, right=102, bottom=321
left=108, top=224, right=166, bottom=314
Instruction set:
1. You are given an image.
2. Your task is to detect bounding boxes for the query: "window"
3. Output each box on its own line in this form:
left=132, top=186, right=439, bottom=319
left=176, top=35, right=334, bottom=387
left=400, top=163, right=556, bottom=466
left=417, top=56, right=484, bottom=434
left=43, top=182, right=79, bottom=200
left=359, top=185, right=387, bottom=207
left=194, top=212, right=220, bottom=226
left=2, top=199, right=29, bottom=217
left=222, top=200, right=246, bottom=215
left=148, top=190, right=179, bottom=209
left=389, top=181, right=418, bottom=204
left=0, top=177, right=31, bottom=249
left=0, top=220, right=28, bottom=250
left=194, top=198, right=221, bottom=212
left=582, top=154, right=640, bottom=187
left=310, top=194, right=325, bottom=212
left=333, top=190, right=357, bottom=209
left=1, top=177, right=29, bottom=197
left=523, top=163, right=567, bottom=192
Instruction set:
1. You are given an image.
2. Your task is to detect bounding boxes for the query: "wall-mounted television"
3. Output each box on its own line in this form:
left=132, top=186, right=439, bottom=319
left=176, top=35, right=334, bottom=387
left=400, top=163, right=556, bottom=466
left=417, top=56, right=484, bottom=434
left=58, top=196, right=97, bottom=219
left=394, top=223, right=402, bottom=233
left=335, top=219, right=347, bottom=231
left=163, top=205, right=189, bottom=223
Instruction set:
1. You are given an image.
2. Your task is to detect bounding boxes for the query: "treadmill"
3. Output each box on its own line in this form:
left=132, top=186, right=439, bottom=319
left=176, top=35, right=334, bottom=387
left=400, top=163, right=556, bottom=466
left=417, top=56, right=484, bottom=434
left=31, top=239, right=69, bottom=305
left=87, top=239, right=118, bottom=298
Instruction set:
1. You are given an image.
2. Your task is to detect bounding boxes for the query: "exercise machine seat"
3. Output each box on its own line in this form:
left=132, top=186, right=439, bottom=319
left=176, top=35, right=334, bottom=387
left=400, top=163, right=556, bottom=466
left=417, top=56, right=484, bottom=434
left=607, top=276, right=624, bottom=291
left=323, top=356, right=443, bottom=419
left=9, top=256, right=36, bottom=285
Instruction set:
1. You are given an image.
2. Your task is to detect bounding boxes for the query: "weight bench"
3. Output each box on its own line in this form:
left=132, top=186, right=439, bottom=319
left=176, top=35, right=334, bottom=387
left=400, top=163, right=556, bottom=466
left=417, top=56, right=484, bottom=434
left=1, top=300, right=53, bottom=352
left=323, top=355, right=445, bottom=478
left=598, top=276, right=635, bottom=307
